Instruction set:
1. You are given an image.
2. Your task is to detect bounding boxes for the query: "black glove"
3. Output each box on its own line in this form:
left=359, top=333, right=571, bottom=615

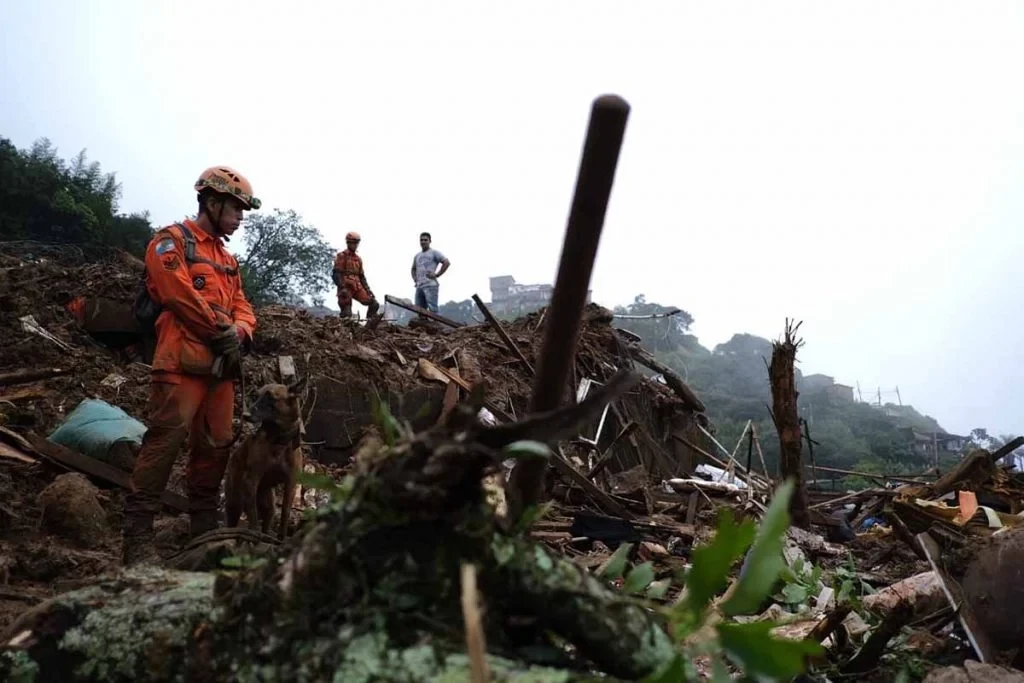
left=210, top=323, right=241, bottom=356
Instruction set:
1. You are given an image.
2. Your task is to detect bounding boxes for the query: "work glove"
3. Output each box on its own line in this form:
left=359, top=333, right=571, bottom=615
left=210, top=322, right=243, bottom=356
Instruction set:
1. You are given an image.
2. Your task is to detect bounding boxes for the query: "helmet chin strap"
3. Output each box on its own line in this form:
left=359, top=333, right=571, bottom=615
left=202, top=197, right=230, bottom=241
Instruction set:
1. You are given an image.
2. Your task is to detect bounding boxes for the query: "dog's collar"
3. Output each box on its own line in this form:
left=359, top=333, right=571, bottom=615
left=262, top=421, right=301, bottom=447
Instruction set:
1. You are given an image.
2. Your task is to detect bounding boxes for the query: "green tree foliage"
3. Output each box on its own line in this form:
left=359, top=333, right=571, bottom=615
left=0, top=137, right=153, bottom=256
left=237, top=209, right=335, bottom=307
left=613, top=295, right=697, bottom=353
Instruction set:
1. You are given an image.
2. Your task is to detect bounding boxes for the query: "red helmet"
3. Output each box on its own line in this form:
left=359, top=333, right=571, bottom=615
left=345, top=231, right=361, bottom=242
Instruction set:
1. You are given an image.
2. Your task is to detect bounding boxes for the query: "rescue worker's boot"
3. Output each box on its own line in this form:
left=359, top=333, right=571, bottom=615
left=366, top=298, right=381, bottom=319
left=122, top=512, right=161, bottom=567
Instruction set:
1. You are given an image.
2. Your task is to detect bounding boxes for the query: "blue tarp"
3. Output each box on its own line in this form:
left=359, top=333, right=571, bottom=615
left=48, top=398, right=147, bottom=464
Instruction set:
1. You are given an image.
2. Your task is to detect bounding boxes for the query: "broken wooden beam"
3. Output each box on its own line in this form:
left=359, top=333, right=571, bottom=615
left=585, top=420, right=637, bottom=479
left=22, top=433, right=189, bottom=513
left=507, top=94, right=630, bottom=520
left=0, top=367, right=70, bottom=386
left=416, top=358, right=515, bottom=424
left=384, top=295, right=464, bottom=328
left=917, top=531, right=998, bottom=663
left=990, top=436, right=1024, bottom=465
left=471, top=294, right=535, bottom=375
left=626, top=345, right=705, bottom=412
left=552, top=446, right=635, bottom=520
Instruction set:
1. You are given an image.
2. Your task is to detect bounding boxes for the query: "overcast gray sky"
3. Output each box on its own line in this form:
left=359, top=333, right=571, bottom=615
left=2, top=1, right=1022, bottom=437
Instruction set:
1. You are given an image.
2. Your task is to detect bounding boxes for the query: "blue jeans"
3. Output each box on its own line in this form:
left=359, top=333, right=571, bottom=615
left=415, top=286, right=439, bottom=314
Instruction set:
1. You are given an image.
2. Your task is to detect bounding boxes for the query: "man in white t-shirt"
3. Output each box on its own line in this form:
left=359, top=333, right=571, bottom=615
left=410, top=232, right=450, bottom=314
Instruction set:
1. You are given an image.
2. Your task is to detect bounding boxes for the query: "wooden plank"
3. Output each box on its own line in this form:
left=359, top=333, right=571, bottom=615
left=428, top=361, right=515, bottom=423
left=0, top=367, right=70, bottom=386
left=917, top=531, right=997, bottom=663
left=991, top=436, right=1024, bottom=464
left=471, top=294, right=535, bottom=375
left=277, top=356, right=296, bottom=381
left=384, top=295, right=464, bottom=328
left=435, top=374, right=460, bottom=427
left=22, top=433, right=189, bottom=513
left=685, top=491, right=700, bottom=525
left=553, top=446, right=635, bottom=520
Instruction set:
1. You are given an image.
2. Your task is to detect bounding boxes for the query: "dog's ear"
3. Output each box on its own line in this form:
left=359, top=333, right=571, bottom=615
left=288, top=375, right=308, bottom=397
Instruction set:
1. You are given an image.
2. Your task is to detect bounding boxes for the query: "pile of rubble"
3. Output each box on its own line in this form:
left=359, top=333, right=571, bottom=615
left=4, top=244, right=1024, bottom=681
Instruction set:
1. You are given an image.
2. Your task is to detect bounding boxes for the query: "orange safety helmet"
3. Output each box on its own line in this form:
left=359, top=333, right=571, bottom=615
left=194, top=166, right=261, bottom=210
left=345, top=231, right=361, bottom=242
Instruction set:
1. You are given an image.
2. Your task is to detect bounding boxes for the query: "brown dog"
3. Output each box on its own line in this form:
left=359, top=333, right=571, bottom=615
left=224, top=377, right=306, bottom=539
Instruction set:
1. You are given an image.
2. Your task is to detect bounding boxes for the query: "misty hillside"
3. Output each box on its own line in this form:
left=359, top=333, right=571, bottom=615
left=610, top=298, right=961, bottom=484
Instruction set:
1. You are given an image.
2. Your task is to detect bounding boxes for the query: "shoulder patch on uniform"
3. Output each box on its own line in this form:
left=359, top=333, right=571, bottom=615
left=155, top=238, right=176, bottom=255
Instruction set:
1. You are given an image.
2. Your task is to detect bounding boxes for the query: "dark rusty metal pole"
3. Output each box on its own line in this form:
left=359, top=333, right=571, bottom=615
left=506, top=94, right=631, bottom=520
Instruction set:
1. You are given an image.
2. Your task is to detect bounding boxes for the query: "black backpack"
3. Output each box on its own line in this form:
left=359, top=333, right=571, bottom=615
left=132, top=222, right=199, bottom=331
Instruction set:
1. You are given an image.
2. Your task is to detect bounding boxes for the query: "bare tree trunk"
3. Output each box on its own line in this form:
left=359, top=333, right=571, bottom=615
left=769, top=319, right=810, bottom=529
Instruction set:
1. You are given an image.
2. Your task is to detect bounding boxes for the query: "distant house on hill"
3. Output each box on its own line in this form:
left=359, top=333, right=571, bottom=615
left=827, top=383, right=855, bottom=402
left=799, top=373, right=854, bottom=402
left=900, top=428, right=968, bottom=458
left=489, top=275, right=591, bottom=319
left=801, top=374, right=834, bottom=392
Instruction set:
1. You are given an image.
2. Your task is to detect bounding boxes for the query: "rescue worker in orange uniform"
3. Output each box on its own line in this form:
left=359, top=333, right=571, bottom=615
left=333, top=231, right=380, bottom=319
left=122, top=166, right=259, bottom=566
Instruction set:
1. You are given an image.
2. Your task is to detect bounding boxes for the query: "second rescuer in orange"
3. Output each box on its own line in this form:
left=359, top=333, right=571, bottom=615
left=122, top=166, right=259, bottom=566
left=333, top=231, right=380, bottom=319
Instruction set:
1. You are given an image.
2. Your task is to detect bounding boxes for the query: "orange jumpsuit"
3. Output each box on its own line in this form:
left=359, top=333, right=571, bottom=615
left=333, top=249, right=377, bottom=317
left=126, top=220, right=257, bottom=518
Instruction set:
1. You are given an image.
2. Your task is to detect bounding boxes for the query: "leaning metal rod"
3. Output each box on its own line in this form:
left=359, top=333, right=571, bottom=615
left=506, top=94, right=631, bottom=518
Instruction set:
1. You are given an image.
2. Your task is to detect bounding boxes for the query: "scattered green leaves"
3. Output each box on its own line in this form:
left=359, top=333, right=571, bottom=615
left=717, top=621, right=822, bottom=680
left=646, top=579, right=671, bottom=600
left=781, top=582, right=809, bottom=605
left=623, top=562, right=655, bottom=595
left=599, top=543, right=633, bottom=581
left=370, top=392, right=403, bottom=446
left=680, top=509, right=755, bottom=618
left=722, top=480, right=794, bottom=616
